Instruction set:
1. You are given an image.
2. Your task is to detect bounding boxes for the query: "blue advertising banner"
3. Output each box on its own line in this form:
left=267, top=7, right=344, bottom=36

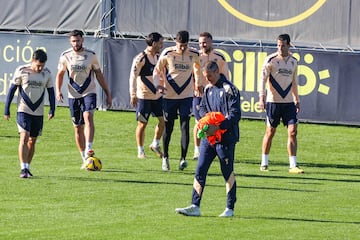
left=0, top=32, right=102, bottom=107
left=0, top=33, right=359, bottom=125
left=103, top=38, right=360, bottom=125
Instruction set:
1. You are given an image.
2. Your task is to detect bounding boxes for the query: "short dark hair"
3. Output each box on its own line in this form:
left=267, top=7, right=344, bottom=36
left=145, top=32, right=163, bottom=46
left=199, top=32, right=212, bottom=40
left=204, top=60, right=219, bottom=72
left=277, top=34, right=291, bottom=44
left=32, top=49, right=47, bottom=63
left=176, top=30, right=189, bottom=43
left=69, top=29, right=84, bottom=37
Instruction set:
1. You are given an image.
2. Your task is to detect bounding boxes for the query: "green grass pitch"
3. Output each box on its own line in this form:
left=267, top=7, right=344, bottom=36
left=0, top=103, right=359, bottom=239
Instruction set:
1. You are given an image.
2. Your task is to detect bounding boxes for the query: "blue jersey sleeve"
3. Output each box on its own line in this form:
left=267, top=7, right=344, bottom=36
left=4, top=84, right=18, bottom=116
left=47, top=87, right=56, bottom=116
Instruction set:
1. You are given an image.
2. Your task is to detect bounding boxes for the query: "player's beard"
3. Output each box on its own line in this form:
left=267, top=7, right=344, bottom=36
left=73, top=44, right=83, bottom=52
left=203, top=47, right=212, bottom=54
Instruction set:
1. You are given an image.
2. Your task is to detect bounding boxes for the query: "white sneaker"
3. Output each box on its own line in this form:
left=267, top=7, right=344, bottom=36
left=179, top=158, right=188, bottom=170
left=162, top=157, right=170, bottom=171
left=193, top=151, right=200, bottom=160
left=219, top=208, right=234, bottom=217
left=175, top=204, right=200, bottom=216
left=137, top=152, right=146, bottom=159
left=80, top=160, right=87, bottom=170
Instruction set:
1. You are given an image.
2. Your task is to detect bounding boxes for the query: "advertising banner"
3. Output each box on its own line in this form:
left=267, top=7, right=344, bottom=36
left=103, top=38, right=360, bottom=125
left=0, top=33, right=359, bottom=125
left=0, top=33, right=102, bottom=106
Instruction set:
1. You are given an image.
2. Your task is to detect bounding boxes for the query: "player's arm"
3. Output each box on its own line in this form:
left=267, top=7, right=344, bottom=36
left=153, top=55, right=166, bottom=94
left=258, top=61, right=271, bottom=110
left=47, top=87, right=56, bottom=119
left=193, top=55, right=203, bottom=94
left=4, top=67, right=21, bottom=120
left=292, top=65, right=300, bottom=112
left=55, top=65, right=66, bottom=103
left=215, top=51, right=230, bottom=80
left=219, top=59, right=230, bottom=80
left=94, top=68, right=112, bottom=108
left=129, top=54, right=144, bottom=107
left=3, top=83, right=18, bottom=120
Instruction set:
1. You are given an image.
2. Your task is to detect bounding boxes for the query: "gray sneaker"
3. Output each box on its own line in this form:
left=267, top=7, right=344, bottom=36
left=175, top=204, right=200, bottom=216
left=179, top=158, right=188, bottom=170
left=260, top=165, right=269, bottom=172
left=149, top=144, right=163, bottom=158
left=219, top=208, right=234, bottom=217
left=162, top=157, right=170, bottom=171
left=193, top=152, right=199, bottom=160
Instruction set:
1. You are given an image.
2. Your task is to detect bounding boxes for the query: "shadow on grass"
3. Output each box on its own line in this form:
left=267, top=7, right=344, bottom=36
left=239, top=173, right=360, bottom=183
left=241, top=159, right=360, bottom=170
left=78, top=167, right=359, bottom=186
left=36, top=173, right=317, bottom=193
left=186, top=214, right=359, bottom=225
left=239, top=215, right=360, bottom=225
left=240, top=159, right=360, bottom=170
left=0, top=135, right=18, bottom=138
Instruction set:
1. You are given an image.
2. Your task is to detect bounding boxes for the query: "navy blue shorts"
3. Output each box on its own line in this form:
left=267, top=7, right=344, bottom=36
left=192, top=96, right=202, bottom=121
left=163, top=97, right=192, bottom=121
left=265, top=102, right=298, bottom=128
left=136, top=97, right=163, bottom=122
left=17, top=112, right=43, bottom=137
left=69, top=93, right=97, bottom=125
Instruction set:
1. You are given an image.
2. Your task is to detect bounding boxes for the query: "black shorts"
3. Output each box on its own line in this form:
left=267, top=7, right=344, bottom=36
left=163, top=97, right=192, bottom=121
left=17, top=112, right=43, bottom=137
left=265, top=102, right=298, bottom=127
left=69, top=93, right=97, bottom=125
left=136, top=97, right=163, bottom=122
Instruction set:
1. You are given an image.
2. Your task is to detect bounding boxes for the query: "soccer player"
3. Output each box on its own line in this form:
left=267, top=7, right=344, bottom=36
left=175, top=60, right=241, bottom=217
left=193, top=32, right=229, bottom=160
left=4, top=49, right=55, bottom=178
left=56, top=30, right=112, bottom=169
left=153, top=30, right=202, bottom=171
left=129, top=32, right=165, bottom=159
left=258, top=33, right=304, bottom=174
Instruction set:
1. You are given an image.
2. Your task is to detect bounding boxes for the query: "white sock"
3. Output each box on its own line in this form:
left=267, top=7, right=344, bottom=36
left=152, top=139, right=160, bottom=147
left=138, top=146, right=144, bottom=154
left=261, top=154, right=269, bottom=166
left=194, top=146, right=200, bottom=154
left=21, top=163, right=26, bottom=169
left=80, top=151, right=85, bottom=162
left=85, top=142, right=93, bottom=153
left=289, top=156, right=297, bottom=168
left=25, top=163, right=30, bottom=169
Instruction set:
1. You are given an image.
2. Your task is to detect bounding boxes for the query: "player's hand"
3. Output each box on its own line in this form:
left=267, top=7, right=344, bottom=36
left=56, top=92, right=63, bottom=102
left=295, top=102, right=300, bottom=113
left=106, top=96, right=112, bottom=109
left=205, top=124, right=219, bottom=136
left=130, top=97, right=138, bottom=107
left=156, top=85, right=167, bottom=95
left=3, top=115, right=10, bottom=121
left=259, top=96, right=266, bottom=111
left=48, top=114, right=54, bottom=120
left=195, top=85, right=204, bottom=95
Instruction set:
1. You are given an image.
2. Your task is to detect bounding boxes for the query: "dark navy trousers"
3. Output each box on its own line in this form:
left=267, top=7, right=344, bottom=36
left=191, top=139, right=237, bottom=209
